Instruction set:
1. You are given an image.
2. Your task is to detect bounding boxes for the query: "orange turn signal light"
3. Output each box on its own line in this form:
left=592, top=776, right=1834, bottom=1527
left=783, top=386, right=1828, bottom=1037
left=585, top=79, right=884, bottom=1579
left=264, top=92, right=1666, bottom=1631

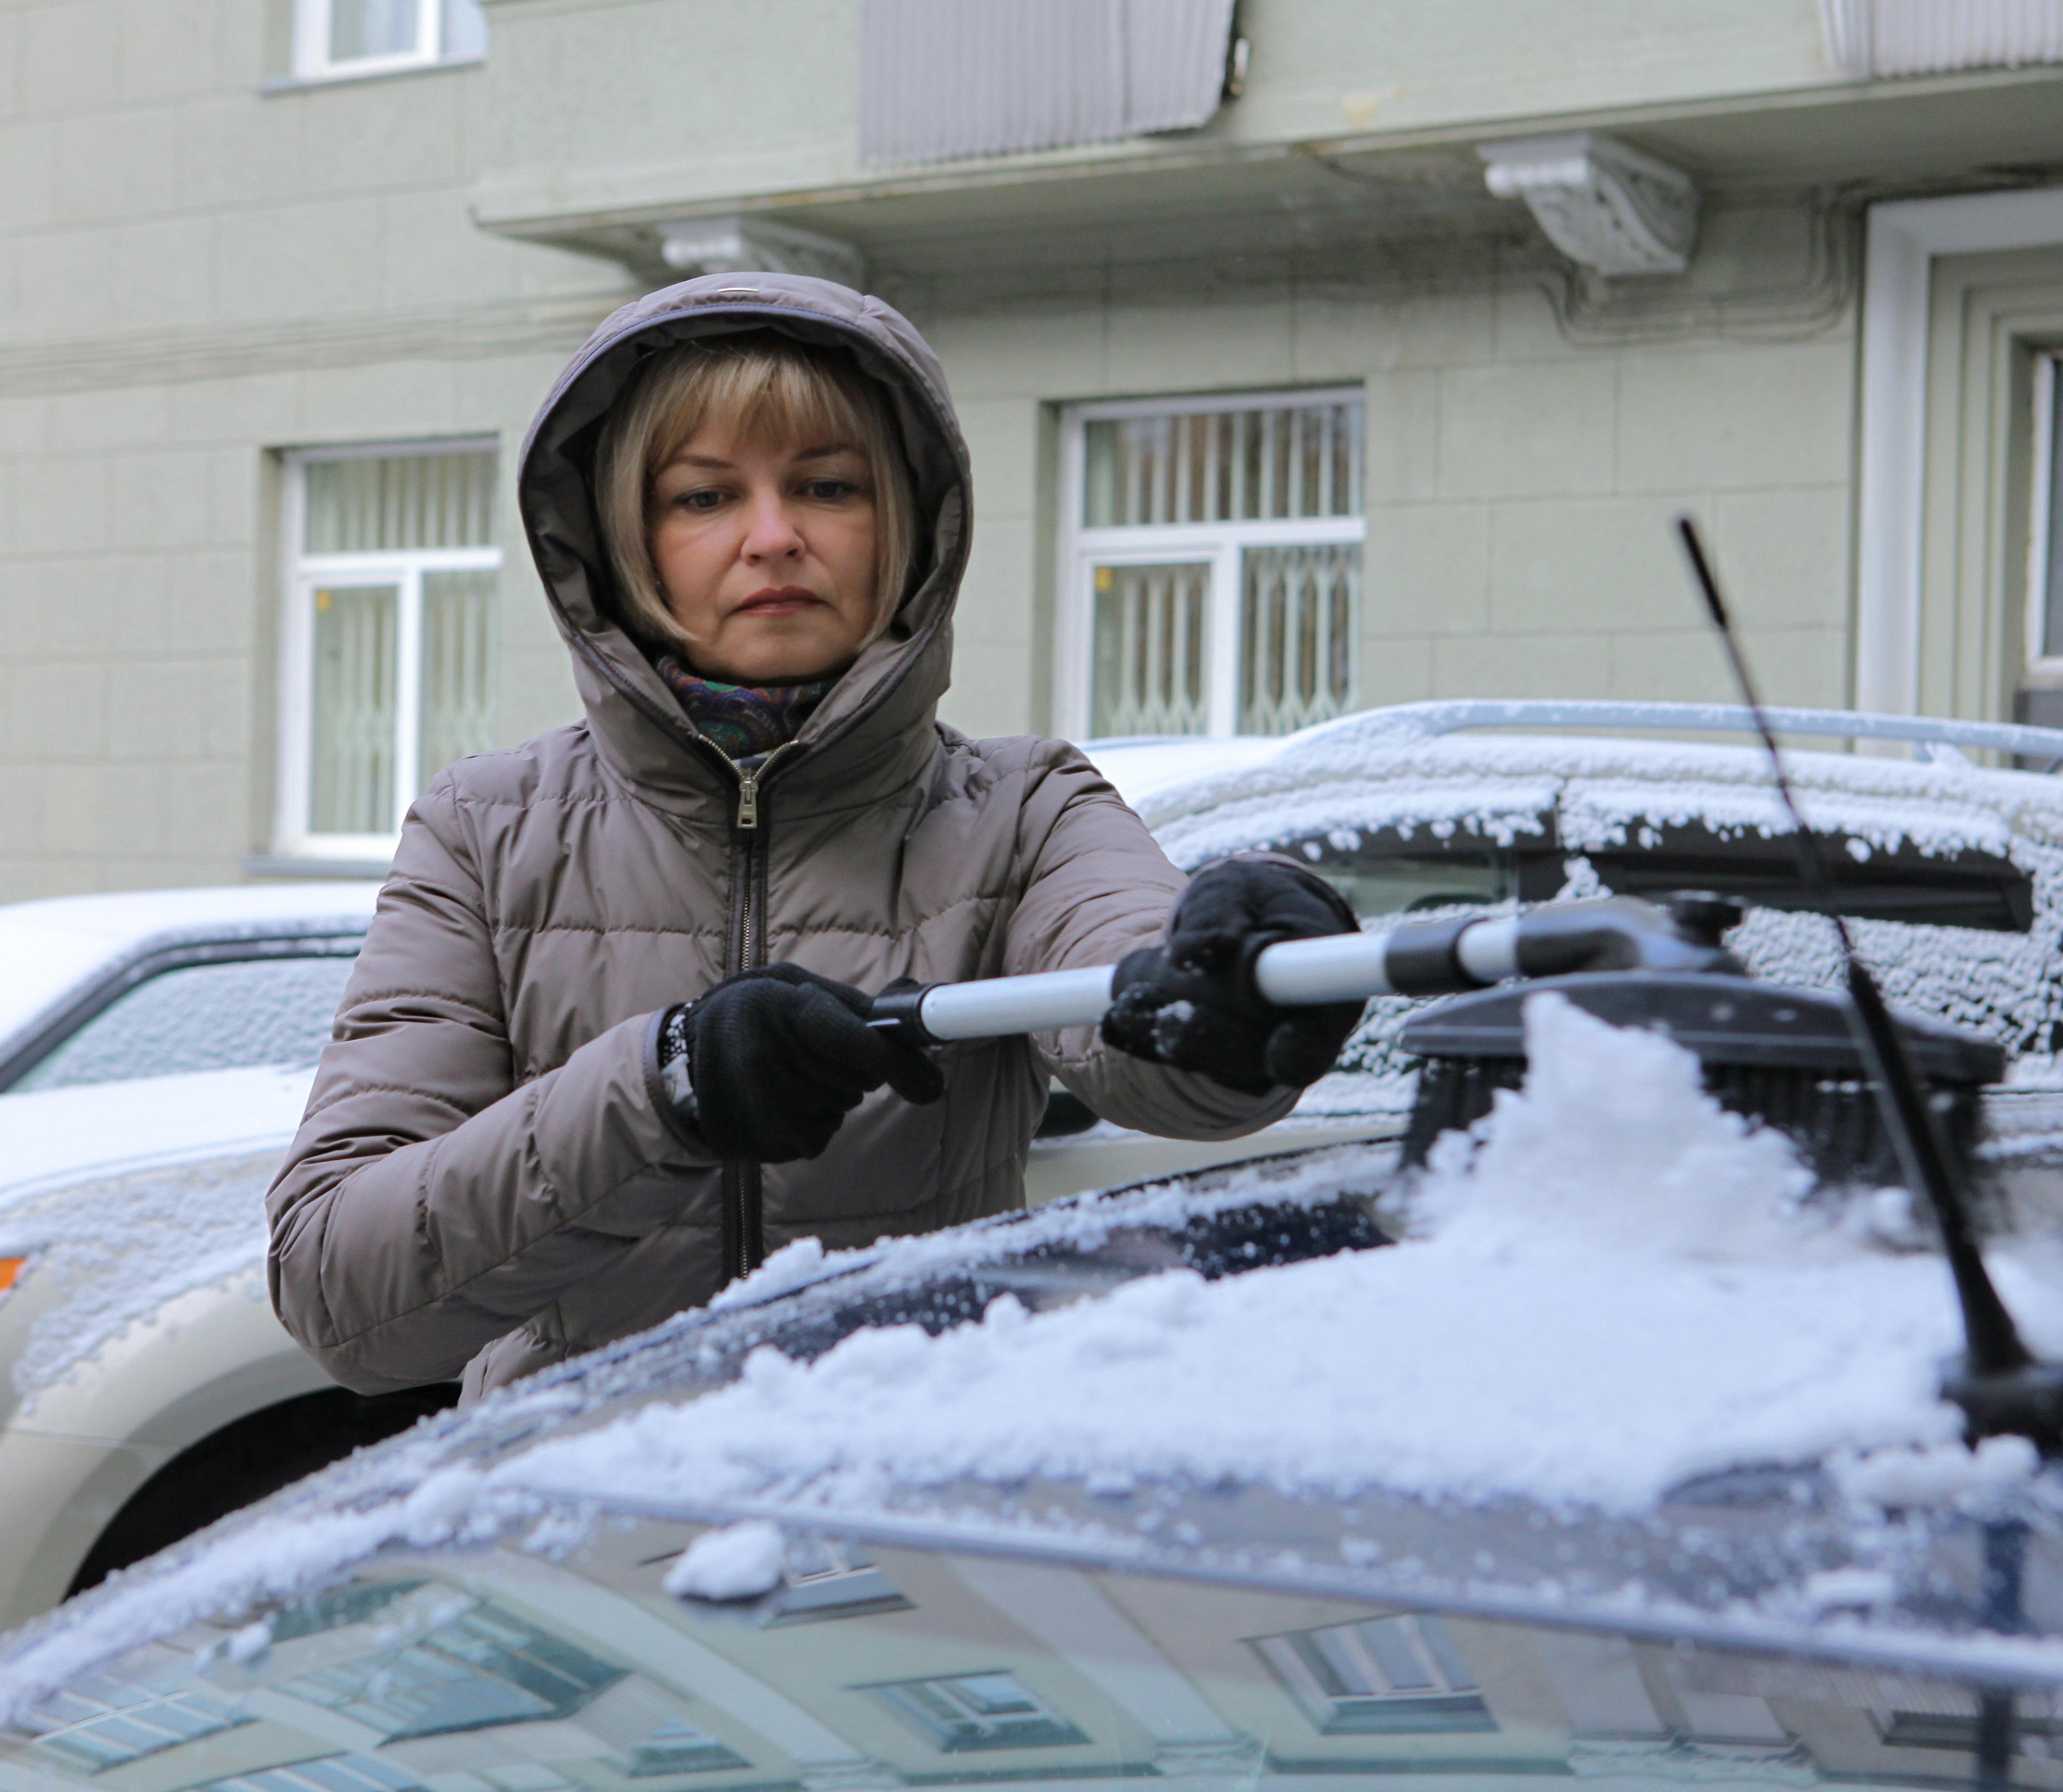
left=0, top=1258, right=23, bottom=1294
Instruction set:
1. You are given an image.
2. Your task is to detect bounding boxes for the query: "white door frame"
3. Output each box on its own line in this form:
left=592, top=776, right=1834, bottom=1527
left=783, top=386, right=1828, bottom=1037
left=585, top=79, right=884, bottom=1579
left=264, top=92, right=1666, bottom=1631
left=1856, top=184, right=2063, bottom=715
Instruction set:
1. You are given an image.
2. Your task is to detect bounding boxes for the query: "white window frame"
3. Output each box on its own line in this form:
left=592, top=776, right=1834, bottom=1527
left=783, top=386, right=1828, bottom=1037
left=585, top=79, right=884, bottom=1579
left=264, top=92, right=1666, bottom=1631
left=1056, top=387, right=1366, bottom=741
left=1855, top=187, right=2063, bottom=718
left=274, top=439, right=500, bottom=865
left=290, top=0, right=467, bottom=82
left=2028, top=351, right=2061, bottom=676
left=1251, top=1615, right=1485, bottom=1736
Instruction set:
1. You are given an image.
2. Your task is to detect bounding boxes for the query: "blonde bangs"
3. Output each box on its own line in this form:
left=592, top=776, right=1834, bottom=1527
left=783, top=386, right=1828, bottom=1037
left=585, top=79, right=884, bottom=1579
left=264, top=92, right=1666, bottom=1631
left=596, top=334, right=919, bottom=661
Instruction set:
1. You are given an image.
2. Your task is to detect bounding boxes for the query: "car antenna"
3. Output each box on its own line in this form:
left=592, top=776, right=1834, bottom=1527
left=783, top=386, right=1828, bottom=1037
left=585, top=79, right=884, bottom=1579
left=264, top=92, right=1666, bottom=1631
left=1675, top=513, right=2063, bottom=1453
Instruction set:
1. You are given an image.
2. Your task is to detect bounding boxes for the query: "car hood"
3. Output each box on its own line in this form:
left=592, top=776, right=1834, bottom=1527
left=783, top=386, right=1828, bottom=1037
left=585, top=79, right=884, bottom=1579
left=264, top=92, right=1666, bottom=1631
left=9, top=1077, right=2063, bottom=1721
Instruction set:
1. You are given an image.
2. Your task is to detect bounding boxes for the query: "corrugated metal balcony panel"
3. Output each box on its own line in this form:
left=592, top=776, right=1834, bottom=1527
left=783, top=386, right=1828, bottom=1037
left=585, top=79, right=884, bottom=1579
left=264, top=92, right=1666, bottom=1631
left=1125, top=0, right=1242, bottom=134
left=1821, top=0, right=2063, bottom=75
left=860, top=0, right=1234, bottom=166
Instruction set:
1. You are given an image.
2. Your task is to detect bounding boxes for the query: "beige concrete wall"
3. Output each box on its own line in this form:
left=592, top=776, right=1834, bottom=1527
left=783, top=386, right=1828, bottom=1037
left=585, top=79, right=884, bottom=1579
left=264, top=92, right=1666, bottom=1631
left=922, top=204, right=1857, bottom=742
left=0, top=0, right=1863, bottom=904
left=473, top=0, right=1845, bottom=225
left=0, top=0, right=625, bottom=900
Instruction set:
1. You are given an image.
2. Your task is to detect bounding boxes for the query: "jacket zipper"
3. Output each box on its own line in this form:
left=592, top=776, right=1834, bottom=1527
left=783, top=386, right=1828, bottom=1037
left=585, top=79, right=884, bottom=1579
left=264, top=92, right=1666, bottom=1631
left=721, top=742, right=798, bottom=1283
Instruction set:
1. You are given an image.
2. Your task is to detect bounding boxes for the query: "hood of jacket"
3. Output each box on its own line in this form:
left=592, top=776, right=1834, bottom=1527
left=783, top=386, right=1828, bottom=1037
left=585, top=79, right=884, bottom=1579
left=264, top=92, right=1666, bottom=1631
left=517, top=274, right=973, bottom=815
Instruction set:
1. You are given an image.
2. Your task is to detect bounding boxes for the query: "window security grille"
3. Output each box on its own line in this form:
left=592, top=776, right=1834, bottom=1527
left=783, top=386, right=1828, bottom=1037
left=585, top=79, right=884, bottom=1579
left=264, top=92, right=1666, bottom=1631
left=280, top=443, right=500, bottom=860
left=1252, top=1615, right=1495, bottom=1735
left=276, top=1602, right=620, bottom=1739
left=1063, top=392, right=1364, bottom=740
left=1083, top=400, right=1361, bottom=527
left=862, top=1671, right=1090, bottom=1753
left=292, top=0, right=487, bottom=81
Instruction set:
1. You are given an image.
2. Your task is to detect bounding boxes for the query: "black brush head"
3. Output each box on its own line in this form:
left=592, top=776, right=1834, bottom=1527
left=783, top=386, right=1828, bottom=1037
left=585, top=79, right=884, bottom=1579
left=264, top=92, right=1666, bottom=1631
left=1399, top=971, right=2002, bottom=1190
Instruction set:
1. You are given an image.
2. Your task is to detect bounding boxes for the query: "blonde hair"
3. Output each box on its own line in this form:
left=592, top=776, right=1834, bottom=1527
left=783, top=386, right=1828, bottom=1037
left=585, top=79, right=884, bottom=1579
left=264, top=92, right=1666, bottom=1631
left=594, top=333, right=919, bottom=658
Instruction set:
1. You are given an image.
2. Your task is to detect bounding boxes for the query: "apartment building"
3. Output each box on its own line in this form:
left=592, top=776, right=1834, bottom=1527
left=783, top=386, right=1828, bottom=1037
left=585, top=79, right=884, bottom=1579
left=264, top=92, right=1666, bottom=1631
left=3, top=0, right=2062, bottom=896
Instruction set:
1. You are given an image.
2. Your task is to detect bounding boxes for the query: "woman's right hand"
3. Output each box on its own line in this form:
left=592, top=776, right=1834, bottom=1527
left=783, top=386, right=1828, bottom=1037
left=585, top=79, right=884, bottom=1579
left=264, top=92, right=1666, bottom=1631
left=661, top=963, right=944, bottom=1163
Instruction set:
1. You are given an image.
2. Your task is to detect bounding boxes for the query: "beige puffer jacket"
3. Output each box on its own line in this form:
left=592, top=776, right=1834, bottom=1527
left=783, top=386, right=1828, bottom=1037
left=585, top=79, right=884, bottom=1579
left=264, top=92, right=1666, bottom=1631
left=266, top=275, right=1295, bottom=1401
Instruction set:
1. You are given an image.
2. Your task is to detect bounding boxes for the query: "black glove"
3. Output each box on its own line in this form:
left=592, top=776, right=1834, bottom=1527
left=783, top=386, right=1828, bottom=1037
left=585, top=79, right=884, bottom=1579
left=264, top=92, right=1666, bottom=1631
left=662, top=963, right=944, bottom=1163
left=1102, top=858, right=1363, bottom=1095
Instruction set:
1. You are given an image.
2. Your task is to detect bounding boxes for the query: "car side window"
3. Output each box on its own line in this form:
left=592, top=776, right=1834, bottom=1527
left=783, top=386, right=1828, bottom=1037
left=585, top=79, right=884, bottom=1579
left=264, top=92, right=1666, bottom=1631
left=9, top=954, right=359, bottom=1094
left=1275, top=831, right=1520, bottom=921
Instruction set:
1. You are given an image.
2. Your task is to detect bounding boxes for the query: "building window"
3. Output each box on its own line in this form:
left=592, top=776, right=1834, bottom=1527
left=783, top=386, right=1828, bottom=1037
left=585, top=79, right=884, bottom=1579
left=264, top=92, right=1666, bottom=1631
left=275, top=1601, right=620, bottom=1738
left=203, top=1755, right=424, bottom=1792
left=861, top=1671, right=1090, bottom=1753
left=278, top=442, right=500, bottom=861
left=1251, top=1615, right=1495, bottom=1736
left=1060, top=389, right=1364, bottom=741
left=290, top=0, right=487, bottom=82
left=626, top=1720, right=750, bottom=1778
left=18, top=1655, right=246, bottom=1769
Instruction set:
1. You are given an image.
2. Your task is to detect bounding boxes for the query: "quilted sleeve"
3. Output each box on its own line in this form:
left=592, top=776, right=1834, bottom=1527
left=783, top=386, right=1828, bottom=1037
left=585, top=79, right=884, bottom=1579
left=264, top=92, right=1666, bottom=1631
left=1002, top=745, right=1299, bottom=1139
left=264, top=777, right=715, bottom=1395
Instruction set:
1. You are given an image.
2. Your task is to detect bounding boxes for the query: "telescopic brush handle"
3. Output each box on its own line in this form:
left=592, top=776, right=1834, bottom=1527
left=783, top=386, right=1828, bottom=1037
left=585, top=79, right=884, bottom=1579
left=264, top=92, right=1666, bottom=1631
left=867, top=895, right=1733, bottom=1046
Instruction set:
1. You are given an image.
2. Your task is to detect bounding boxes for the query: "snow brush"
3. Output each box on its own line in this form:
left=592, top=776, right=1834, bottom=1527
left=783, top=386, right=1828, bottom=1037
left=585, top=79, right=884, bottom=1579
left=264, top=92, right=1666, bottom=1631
left=864, top=893, right=1742, bottom=1045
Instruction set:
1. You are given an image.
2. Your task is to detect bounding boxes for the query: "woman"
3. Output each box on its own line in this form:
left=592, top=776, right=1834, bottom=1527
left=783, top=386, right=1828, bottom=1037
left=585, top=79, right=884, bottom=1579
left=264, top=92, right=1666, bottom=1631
left=267, top=275, right=1361, bottom=1401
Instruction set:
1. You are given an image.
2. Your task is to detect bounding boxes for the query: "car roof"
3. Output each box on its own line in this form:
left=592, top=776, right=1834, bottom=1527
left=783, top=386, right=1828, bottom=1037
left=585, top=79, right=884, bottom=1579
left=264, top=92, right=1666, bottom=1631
left=1086, top=700, right=2063, bottom=841
left=0, top=883, right=380, bottom=1057
left=1123, top=712, right=2054, bottom=862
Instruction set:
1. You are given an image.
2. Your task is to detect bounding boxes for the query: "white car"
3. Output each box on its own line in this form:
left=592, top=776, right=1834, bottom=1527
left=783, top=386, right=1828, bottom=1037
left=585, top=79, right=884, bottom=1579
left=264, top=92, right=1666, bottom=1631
left=0, top=885, right=388, bottom=1630
left=5, top=695, right=2063, bottom=1634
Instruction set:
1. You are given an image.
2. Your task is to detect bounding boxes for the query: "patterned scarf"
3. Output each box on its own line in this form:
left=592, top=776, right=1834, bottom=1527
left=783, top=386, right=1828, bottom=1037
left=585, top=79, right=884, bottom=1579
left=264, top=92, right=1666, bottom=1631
left=654, top=654, right=832, bottom=762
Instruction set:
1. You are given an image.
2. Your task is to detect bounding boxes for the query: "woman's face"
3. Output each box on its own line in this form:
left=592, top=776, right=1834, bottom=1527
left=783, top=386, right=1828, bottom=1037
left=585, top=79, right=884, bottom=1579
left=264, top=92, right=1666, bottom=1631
left=648, top=421, right=880, bottom=685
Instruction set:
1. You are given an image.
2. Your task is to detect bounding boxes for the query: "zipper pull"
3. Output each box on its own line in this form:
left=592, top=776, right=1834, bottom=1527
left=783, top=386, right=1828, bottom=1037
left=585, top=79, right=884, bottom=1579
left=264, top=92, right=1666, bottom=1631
left=735, top=769, right=760, bottom=830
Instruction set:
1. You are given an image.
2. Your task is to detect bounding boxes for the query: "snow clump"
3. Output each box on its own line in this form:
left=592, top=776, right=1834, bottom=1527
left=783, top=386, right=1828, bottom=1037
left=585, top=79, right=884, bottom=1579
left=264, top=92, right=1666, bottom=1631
left=1407, top=991, right=1815, bottom=1261
left=662, top=1521, right=788, bottom=1600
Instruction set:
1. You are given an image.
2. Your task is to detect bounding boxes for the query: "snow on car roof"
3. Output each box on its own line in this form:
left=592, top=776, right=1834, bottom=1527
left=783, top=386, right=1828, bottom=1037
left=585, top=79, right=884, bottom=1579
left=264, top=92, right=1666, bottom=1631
left=1133, top=715, right=2063, bottom=863
left=0, top=883, right=379, bottom=1057
left=1079, top=735, right=1284, bottom=810
left=10, top=1000, right=2062, bottom=1717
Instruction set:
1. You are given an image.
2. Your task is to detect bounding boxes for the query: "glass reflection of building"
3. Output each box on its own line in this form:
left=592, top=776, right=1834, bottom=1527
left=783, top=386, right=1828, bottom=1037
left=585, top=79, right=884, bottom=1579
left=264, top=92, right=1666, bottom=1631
left=4, top=1531, right=2053, bottom=1792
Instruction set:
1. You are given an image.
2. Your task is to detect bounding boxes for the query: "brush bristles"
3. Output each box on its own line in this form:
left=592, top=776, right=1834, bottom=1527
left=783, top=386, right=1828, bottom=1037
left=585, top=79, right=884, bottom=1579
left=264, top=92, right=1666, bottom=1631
left=1403, top=1053, right=1986, bottom=1194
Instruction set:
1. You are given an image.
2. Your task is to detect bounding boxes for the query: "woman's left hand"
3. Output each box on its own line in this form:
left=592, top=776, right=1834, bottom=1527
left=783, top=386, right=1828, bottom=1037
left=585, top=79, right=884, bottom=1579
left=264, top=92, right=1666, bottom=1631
left=1101, top=858, right=1364, bottom=1095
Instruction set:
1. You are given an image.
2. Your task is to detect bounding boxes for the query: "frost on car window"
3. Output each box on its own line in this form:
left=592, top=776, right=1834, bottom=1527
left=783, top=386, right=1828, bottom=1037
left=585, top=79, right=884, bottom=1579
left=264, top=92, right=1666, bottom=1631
left=0, top=1150, right=280, bottom=1401
left=12, top=956, right=356, bottom=1093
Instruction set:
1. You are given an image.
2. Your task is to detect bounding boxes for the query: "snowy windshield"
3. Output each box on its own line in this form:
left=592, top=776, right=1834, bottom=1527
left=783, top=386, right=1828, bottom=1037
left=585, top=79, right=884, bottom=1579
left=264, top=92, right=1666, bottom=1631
left=2, top=1548, right=2026, bottom=1790
left=9, top=954, right=356, bottom=1093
